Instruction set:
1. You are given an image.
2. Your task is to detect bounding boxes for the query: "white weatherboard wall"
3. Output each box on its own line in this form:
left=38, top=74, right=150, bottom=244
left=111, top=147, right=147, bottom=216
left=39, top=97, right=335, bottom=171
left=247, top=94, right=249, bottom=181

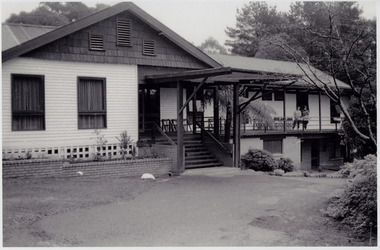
left=240, top=138, right=263, bottom=155
left=2, top=58, right=138, bottom=150
left=160, top=88, right=187, bottom=120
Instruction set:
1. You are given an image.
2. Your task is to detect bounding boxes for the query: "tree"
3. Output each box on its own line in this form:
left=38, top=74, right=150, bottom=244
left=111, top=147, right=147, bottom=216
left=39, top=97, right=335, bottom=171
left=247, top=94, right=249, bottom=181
left=198, top=37, right=228, bottom=55
left=6, top=2, right=109, bottom=26
left=255, top=33, right=308, bottom=61
left=225, top=2, right=287, bottom=57
left=271, top=2, right=376, bottom=155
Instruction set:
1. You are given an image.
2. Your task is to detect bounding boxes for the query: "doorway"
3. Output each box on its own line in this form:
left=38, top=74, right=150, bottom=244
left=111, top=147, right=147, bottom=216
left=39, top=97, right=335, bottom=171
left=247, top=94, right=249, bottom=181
left=139, top=87, right=160, bottom=133
left=311, top=139, right=320, bottom=170
left=296, top=92, right=309, bottom=110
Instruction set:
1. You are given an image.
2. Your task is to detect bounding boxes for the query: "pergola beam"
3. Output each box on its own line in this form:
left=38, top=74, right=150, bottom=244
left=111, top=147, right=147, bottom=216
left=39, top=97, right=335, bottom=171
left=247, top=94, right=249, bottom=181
left=238, top=80, right=297, bottom=114
left=145, top=67, right=232, bottom=84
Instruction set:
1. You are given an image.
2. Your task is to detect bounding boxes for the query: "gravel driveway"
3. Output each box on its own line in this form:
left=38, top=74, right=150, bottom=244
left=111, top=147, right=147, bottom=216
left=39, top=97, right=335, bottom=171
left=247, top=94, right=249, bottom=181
left=3, top=167, right=369, bottom=247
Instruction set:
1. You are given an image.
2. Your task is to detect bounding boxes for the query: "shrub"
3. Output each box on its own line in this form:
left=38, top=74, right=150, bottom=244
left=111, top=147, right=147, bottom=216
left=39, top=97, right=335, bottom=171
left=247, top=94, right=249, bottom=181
left=339, top=154, right=376, bottom=178
left=327, top=155, right=377, bottom=238
left=271, top=169, right=285, bottom=176
left=116, top=131, right=134, bottom=159
left=277, top=157, right=294, bottom=173
left=241, top=149, right=278, bottom=172
left=92, top=129, right=108, bottom=161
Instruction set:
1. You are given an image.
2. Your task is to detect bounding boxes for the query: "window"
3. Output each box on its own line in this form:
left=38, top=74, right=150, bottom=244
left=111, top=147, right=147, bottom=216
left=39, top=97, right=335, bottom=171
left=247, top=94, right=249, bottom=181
left=116, top=18, right=132, bottom=46
left=143, top=39, right=156, bottom=56
left=89, top=34, right=104, bottom=51
left=330, top=101, right=341, bottom=123
left=262, top=92, right=272, bottom=101
left=12, top=74, right=45, bottom=131
left=78, top=77, right=106, bottom=129
left=263, top=139, right=283, bottom=154
left=274, top=91, right=284, bottom=101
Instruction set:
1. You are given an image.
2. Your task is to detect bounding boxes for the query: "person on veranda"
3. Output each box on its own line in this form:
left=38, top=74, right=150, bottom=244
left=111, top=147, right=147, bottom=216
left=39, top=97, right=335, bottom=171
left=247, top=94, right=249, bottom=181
left=292, top=106, right=302, bottom=129
left=301, top=106, right=310, bottom=130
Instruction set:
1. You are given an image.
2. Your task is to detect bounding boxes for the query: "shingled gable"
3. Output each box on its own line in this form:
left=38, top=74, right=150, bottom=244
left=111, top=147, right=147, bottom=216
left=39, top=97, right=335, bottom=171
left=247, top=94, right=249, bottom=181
left=2, top=2, right=221, bottom=68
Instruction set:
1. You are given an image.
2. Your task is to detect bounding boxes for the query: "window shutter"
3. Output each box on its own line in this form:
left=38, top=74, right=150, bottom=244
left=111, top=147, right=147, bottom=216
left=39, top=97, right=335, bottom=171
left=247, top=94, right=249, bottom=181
left=143, top=40, right=156, bottom=56
left=89, top=34, right=104, bottom=50
left=116, top=19, right=131, bottom=46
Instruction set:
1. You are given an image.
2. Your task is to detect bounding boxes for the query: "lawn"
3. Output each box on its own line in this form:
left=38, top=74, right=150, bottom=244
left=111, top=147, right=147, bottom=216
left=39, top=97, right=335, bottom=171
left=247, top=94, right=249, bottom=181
left=3, top=177, right=156, bottom=246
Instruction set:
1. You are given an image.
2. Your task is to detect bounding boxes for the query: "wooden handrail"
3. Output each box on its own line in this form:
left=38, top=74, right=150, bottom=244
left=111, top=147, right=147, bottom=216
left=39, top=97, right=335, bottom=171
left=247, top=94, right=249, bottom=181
left=195, top=121, right=231, bottom=155
left=153, top=122, right=176, bottom=146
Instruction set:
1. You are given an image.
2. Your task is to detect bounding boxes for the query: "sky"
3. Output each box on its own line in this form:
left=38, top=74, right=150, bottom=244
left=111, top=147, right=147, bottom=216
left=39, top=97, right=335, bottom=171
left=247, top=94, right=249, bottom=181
left=1, top=0, right=378, bottom=47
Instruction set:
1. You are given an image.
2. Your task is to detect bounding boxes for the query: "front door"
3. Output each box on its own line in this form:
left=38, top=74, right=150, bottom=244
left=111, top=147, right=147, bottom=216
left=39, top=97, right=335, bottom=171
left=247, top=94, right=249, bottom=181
left=139, top=87, right=160, bottom=133
left=311, top=139, right=320, bottom=170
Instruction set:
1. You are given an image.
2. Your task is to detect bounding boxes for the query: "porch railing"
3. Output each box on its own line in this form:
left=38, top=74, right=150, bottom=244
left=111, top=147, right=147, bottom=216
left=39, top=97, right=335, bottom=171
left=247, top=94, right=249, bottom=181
left=240, top=116, right=342, bottom=133
left=143, top=115, right=342, bottom=142
left=194, top=121, right=232, bottom=155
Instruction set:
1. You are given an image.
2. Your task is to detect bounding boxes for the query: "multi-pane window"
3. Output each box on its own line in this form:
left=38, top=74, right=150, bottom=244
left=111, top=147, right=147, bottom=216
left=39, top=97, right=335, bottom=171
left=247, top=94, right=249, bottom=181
left=78, top=77, right=107, bottom=129
left=263, top=139, right=283, bottom=154
left=12, top=74, right=45, bottom=131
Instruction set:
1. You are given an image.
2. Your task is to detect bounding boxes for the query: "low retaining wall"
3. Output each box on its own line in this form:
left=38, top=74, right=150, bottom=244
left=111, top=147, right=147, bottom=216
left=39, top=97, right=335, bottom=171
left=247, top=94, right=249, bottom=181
left=3, top=158, right=172, bottom=178
left=3, top=159, right=62, bottom=178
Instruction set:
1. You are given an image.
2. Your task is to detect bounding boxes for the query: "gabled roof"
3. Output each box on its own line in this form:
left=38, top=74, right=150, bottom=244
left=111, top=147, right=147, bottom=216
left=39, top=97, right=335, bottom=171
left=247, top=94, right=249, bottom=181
left=209, top=54, right=350, bottom=89
left=2, top=23, right=58, bottom=51
left=2, top=2, right=221, bottom=67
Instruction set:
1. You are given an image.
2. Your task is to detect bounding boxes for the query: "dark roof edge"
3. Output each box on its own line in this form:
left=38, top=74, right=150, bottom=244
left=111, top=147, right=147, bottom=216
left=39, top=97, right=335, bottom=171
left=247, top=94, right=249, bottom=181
left=2, top=2, right=221, bottom=68
left=126, top=3, right=221, bottom=68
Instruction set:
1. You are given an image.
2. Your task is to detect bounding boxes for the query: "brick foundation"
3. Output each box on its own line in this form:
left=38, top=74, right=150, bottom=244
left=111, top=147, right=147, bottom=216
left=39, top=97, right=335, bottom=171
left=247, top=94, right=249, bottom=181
left=3, top=158, right=172, bottom=178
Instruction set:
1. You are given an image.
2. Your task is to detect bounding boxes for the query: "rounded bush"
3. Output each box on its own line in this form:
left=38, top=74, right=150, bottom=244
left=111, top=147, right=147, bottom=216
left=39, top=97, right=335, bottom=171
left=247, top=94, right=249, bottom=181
left=241, top=149, right=278, bottom=172
left=277, top=157, right=294, bottom=173
left=327, top=155, right=377, bottom=238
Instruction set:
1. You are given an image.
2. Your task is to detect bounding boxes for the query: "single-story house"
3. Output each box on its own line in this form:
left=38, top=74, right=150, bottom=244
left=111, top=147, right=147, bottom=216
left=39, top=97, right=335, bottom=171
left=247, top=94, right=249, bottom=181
left=2, top=2, right=349, bottom=174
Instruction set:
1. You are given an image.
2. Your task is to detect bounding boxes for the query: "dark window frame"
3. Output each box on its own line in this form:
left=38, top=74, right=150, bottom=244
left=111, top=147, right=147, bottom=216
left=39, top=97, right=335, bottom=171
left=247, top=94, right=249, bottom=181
left=262, top=92, right=272, bottom=101
left=263, top=139, right=283, bottom=154
left=116, top=18, right=132, bottom=47
left=11, top=74, right=45, bottom=131
left=274, top=91, right=284, bottom=101
left=77, top=77, right=107, bottom=129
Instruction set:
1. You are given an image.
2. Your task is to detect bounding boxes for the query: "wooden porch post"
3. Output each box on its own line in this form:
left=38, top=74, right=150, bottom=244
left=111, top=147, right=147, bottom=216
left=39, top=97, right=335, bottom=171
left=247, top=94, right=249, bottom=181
left=177, top=81, right=185, bottom=173
left=192, top=86, right=197, bottom=134
left=233, top=83, right=241, bottom=168
left=283, top=88, right=286, bottom=132
left=318, top=90, right=322, bottom=132
left=213, top=86, right=220, bottom=139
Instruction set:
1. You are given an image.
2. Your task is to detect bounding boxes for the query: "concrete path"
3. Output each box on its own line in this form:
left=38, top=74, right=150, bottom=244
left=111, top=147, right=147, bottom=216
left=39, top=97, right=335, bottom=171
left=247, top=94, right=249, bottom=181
left=32, top=167, right=353, bottom=247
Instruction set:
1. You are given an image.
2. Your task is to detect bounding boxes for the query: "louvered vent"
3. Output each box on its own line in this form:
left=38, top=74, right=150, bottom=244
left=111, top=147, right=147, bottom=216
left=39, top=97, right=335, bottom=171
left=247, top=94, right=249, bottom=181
left=143, top=40, right=156, bottom=56
left=117, top=19, right=131, bottom=46
left=89, top=34, right=104, bottom=50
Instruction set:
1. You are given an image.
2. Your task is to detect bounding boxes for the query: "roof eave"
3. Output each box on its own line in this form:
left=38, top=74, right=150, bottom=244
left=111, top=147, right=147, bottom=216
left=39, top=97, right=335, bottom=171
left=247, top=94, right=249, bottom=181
left=2, top=2, right=134, bottom=62
left=2, top=2, right=222, bottom=68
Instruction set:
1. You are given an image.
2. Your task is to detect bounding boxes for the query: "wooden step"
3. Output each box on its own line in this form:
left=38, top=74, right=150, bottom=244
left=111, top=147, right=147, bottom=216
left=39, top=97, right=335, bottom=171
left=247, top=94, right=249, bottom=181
left=185, top=162, right=223, bottom=169
left=185, top=157, right=219, bottom=164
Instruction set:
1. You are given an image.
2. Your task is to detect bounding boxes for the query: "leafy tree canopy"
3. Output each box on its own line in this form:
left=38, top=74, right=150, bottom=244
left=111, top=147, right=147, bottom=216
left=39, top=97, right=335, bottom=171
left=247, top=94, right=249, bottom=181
left=225, top=2, right=287, bottom=56
left=198, top=37, right=228, bottom=55
left=6, top=2, right=109, bottom=26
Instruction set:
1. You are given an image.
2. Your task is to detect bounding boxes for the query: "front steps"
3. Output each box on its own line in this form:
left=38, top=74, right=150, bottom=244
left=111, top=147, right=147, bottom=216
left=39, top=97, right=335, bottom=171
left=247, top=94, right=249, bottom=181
left=156, top=133, right=223, bottom=169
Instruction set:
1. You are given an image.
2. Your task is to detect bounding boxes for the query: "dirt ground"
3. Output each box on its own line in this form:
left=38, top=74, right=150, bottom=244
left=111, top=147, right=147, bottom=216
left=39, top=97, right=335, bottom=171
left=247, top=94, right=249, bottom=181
left=2, top=169, right=376, bottom=247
